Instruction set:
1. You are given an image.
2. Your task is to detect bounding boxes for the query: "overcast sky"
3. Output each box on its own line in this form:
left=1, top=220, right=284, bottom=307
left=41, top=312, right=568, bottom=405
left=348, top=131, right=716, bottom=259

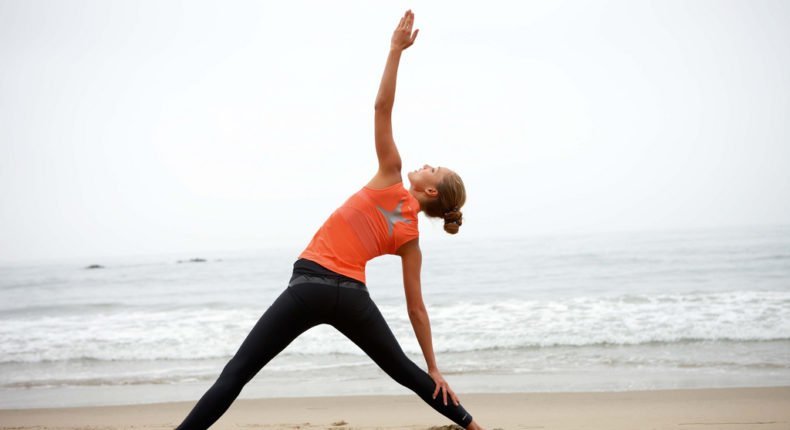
left=1, top=0, right=789, bottom=262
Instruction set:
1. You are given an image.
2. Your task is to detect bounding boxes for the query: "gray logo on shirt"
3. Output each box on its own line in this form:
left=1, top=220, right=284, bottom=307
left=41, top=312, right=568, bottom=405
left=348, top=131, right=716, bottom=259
left=376, top=199, right=412, bottom=237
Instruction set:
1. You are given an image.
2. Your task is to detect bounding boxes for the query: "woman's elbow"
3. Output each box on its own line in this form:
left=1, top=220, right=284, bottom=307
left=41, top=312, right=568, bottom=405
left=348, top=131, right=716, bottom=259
left=374, top=101, right=392, bottom=114
left=407, top=304, right=426, bottom=319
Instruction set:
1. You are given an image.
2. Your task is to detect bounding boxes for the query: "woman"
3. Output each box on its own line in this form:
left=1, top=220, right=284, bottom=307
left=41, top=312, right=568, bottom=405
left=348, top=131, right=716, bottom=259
left=177, top=10, right=484, bottom=430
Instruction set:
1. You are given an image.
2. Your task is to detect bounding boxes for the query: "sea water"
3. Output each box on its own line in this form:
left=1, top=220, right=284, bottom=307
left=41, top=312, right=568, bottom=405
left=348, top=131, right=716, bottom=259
left=1, top=225, right=788, bottom=408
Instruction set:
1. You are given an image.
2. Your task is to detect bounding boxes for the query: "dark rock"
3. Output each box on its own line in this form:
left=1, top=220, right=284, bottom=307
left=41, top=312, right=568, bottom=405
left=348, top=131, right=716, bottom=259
left=178, top=258, right=207, bottom=263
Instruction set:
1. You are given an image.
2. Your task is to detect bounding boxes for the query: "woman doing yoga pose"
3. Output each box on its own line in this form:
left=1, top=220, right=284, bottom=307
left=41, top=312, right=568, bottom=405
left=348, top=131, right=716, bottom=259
left=176, top=10, right=484, bottom=430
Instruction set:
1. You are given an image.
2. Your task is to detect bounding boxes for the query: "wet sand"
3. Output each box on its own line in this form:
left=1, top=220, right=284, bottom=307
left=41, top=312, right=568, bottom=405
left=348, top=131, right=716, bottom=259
left=1, top=386, right=788, bottom=429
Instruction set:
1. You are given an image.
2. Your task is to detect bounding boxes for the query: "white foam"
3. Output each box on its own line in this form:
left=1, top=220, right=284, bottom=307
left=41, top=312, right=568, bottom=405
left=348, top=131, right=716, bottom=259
left=1, top=290, right=788, bottom=363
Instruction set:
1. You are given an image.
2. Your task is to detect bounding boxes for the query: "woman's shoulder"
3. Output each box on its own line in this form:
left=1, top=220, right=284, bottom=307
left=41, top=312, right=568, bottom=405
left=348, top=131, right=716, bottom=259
left=362, top=181, right=406, bottom=192
left=365, top=170, right=403, bottom=190
left=361, top=181, right=411, bottom=202
left=361, top=182, right=415, bottom=207
left=357, top=181, right=419, bottom=252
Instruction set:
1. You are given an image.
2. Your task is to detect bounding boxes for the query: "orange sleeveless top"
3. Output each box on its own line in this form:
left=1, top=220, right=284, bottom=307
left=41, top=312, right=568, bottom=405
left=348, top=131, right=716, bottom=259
left=299, top=182, right=420, bottom=284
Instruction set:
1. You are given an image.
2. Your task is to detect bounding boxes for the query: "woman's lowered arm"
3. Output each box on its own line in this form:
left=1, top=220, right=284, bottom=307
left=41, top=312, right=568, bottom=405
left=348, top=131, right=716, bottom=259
left=397, top=238, right=460, bottom=407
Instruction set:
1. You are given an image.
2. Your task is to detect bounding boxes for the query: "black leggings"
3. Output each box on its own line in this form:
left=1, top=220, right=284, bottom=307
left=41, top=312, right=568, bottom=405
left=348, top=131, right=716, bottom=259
left=176, top=264, right=473, bottom=429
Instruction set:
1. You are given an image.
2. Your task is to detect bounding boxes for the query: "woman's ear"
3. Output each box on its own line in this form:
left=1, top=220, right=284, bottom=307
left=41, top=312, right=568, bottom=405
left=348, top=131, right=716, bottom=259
left=425, top=186, right=438, bottom=198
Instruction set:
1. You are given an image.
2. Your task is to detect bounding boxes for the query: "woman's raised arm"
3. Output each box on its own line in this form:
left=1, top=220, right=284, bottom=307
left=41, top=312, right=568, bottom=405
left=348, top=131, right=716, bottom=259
left=367, top=10, right=419, bottom=189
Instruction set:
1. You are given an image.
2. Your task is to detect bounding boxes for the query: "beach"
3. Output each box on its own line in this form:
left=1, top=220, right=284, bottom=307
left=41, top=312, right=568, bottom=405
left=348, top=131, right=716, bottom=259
left=3, top=0, right=789, bottom=427
left=2, top=387, right=788, bottom=429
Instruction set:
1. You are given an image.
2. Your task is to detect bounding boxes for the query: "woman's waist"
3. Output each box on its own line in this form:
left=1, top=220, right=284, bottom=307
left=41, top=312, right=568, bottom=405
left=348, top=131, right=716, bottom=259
left=290, top=259, right=368, bottom=292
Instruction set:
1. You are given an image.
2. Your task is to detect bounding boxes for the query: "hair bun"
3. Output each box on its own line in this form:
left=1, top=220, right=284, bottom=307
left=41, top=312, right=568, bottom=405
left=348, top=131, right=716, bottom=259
left=443, top=208, right=462, bottom=234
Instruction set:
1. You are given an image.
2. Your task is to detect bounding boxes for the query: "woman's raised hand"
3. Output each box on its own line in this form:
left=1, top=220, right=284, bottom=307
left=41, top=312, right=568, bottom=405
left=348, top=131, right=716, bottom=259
left=391, top=10, right=419, bottom=51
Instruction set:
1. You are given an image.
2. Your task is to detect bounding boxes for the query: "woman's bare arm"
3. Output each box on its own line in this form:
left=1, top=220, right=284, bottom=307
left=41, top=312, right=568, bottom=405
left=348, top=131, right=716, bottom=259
left=367, top=10, right=419, bottom=189
left=397, top=239, right=460, bottom=407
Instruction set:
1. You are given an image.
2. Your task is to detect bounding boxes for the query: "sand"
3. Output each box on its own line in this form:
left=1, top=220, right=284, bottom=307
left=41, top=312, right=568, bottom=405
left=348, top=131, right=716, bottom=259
left=1, top=386, right=788, bottom=429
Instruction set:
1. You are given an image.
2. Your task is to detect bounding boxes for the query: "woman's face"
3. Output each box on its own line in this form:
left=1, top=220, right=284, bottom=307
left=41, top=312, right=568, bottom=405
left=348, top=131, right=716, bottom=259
left=407, top=164, right=448, bottom=195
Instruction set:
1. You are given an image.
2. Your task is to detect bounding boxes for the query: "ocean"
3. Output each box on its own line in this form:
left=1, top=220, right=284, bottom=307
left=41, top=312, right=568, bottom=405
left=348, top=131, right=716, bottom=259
left=1, top=225, right=788, bottom=409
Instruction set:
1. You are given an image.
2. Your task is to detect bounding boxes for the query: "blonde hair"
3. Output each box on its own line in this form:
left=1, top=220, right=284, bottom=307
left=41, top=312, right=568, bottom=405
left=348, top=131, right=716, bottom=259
left=421, top=170, right=466, bottom=234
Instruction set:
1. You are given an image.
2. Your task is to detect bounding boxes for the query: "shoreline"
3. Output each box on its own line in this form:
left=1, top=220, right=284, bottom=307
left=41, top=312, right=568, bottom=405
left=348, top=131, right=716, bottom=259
left=2, top=386, right=788, bottom=429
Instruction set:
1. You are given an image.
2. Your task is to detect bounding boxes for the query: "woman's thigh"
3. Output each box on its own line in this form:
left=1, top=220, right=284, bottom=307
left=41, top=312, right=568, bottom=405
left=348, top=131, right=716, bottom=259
left=225, top=287, right=321, bottom=378
left=331, top=291, right=429, bottom=390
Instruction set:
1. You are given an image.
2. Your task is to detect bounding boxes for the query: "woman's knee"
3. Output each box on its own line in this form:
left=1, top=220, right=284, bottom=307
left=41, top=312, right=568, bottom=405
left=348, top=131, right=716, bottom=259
left=378, top=354, right=433, bottom=393
left=219, top=356, right=257, bottom=387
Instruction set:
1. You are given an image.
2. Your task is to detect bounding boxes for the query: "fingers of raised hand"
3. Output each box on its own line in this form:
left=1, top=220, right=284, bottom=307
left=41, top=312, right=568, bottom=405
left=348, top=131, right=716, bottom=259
left=399, top=11, right=408, bottom=26
left=432, top=381, right=441, bottom=399
left=442, top=384, right=448, bottom=405
left=399, top=10, right=413, bottom=29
